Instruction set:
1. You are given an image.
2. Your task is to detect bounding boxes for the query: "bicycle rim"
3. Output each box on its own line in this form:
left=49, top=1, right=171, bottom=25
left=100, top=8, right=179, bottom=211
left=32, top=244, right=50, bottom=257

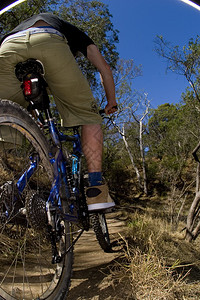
left=0, top=100, right=73, bottom=300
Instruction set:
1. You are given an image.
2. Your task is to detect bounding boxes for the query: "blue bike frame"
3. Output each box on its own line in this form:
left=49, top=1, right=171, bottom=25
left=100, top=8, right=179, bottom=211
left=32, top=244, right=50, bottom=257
left=16, top=116, right=82, bottom=223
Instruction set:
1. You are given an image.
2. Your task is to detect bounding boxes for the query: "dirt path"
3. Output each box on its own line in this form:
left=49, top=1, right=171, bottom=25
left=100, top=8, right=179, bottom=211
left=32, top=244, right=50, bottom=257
left=67, top=210, right=127, bottom=300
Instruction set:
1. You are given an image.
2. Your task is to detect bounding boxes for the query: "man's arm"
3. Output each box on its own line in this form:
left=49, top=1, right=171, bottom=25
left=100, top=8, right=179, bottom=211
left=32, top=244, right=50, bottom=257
left=86, top=44, right=117, bottom=114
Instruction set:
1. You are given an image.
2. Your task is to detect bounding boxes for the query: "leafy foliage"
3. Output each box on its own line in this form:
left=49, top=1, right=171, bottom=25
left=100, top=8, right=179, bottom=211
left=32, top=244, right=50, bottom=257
left=0, top=0, right=55, bottom=38
left=56, top=0, right=119, bottom=90
left=147, top=102, right=198, bottom=191
left=57, top=0, right=119, bottom=66
left=154, top=35, right=200, bottom=103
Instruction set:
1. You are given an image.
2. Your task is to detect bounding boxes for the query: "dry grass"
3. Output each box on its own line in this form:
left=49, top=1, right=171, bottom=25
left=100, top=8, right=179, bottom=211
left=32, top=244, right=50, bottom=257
left=111, top=208, right=200, bottom=299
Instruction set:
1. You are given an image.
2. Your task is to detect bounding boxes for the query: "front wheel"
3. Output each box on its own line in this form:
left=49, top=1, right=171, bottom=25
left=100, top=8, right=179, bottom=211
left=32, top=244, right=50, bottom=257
left=90, top=213, right=111, bottom=252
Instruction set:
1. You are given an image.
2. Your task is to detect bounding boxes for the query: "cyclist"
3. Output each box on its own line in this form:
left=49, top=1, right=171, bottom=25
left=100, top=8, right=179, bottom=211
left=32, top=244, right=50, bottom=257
left=0, top=13, right=117, bottom=212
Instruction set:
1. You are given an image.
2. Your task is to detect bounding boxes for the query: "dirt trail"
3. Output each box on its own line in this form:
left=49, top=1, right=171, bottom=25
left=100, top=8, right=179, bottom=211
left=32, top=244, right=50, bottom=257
left=67, top=210, right=127, bottom=300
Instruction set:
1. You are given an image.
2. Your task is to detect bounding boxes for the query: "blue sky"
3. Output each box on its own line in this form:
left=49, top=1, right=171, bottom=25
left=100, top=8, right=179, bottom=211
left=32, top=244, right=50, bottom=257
left=101, top=0, right=200, bottom=108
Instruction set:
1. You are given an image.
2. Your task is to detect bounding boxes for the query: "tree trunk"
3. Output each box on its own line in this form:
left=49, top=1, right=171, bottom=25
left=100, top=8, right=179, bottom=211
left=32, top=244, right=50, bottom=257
left=122, top=126, right=142, bottom=189
left=186, top=190, right=200, bottom=241
left=196, top=163, right=200, bottom=193
left=139, top=119, right=148, bottom=195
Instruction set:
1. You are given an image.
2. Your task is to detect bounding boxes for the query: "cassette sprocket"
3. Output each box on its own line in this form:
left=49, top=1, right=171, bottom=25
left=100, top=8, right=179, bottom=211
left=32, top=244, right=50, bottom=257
left=25, top=193, right=47, bottom=230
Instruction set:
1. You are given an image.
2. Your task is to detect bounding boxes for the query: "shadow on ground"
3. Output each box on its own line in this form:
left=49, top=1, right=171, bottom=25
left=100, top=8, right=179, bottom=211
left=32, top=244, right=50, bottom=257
left=68, top=260, right=131, bottom=300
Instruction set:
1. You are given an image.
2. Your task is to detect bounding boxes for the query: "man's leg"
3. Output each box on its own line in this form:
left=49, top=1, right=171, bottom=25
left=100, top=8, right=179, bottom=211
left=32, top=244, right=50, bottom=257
left=81, top=124, right=103, bottom=173
left=82, top=124, right=115, bottom=211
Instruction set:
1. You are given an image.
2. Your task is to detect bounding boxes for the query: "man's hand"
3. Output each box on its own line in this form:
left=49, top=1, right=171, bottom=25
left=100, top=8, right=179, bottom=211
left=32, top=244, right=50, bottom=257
left=104, top=102, right=118, bottom=115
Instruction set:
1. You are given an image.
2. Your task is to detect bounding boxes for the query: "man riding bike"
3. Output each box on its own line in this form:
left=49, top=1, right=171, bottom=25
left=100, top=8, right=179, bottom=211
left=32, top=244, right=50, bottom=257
left=0, top=12, right=117, bottom=211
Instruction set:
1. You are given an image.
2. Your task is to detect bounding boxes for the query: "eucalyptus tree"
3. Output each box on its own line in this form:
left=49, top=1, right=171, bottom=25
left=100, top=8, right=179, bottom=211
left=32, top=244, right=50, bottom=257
left=147, top=101, right=200, bottom=229
left=154, top=35, right=200, bottom=103
left=100, top=58, right=151, bottom=194
left=154, top=35, right=200, bottom=237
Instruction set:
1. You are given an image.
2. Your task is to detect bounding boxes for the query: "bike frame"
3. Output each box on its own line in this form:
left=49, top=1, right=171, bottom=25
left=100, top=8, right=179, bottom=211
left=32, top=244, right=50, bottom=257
left=16, top=108, right=83, bottom=224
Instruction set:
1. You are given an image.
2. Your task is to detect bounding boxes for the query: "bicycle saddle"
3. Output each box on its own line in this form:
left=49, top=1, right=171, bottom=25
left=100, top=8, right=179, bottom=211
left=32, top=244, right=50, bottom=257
left=15, top=58, right=45, bottom=82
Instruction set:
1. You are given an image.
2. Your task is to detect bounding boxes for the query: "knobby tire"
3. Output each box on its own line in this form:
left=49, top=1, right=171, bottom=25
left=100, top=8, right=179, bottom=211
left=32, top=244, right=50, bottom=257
left=0, top=99, right=73, bottom=300
left=90, top=213, right=111, bottom=252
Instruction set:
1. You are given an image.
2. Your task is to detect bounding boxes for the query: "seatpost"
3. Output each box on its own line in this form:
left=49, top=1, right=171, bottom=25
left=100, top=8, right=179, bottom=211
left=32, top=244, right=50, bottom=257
left=45, top=107, right=53, bottom=120
left=45, top=108, right=61, bottom=147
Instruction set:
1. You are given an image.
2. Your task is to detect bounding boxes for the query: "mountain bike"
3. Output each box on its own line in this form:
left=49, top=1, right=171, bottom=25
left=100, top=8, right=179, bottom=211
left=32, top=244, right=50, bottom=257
left=0, top=58, right=112, bottom=300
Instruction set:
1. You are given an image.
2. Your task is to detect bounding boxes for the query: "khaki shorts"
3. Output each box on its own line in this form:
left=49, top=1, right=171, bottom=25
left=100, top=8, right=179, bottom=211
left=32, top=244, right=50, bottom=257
left=0, top=31, right=102, bottom=127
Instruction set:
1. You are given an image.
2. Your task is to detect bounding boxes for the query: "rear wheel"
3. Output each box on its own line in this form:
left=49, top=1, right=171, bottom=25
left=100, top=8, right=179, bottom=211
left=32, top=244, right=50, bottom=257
left=0, top=99, right=73, bottom=300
